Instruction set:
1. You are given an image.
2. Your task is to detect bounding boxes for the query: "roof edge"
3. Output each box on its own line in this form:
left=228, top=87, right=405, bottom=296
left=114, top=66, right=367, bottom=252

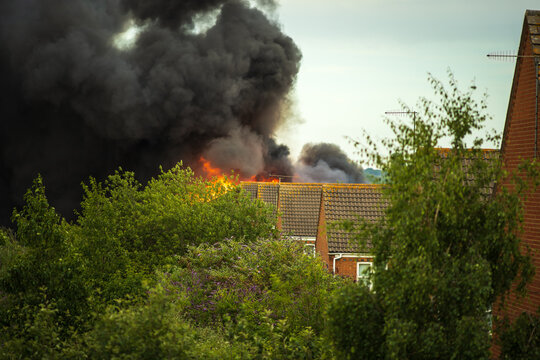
left=501, top=11, right=535, bottom=155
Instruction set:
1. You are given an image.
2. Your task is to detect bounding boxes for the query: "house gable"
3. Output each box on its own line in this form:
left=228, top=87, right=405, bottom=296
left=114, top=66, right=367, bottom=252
left=492, top=9, right=540, bottom=358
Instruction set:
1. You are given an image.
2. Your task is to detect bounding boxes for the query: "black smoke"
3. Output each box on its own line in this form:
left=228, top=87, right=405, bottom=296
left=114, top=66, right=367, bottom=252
left=294, top=143, right=366, bottom=184
left=0, top=0, right=301, bottom=225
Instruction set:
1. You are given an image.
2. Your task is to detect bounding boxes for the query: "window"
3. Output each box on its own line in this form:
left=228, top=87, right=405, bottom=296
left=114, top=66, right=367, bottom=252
left=303, top=243, right=316, bottom=257
left=357, top=262, right=373, bottom=288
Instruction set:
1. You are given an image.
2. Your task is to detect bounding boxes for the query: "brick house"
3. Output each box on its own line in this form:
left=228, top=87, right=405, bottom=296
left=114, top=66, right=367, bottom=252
left=492, top=9, right=540, bottom=357
left=241, top=182, right=387, bottom=281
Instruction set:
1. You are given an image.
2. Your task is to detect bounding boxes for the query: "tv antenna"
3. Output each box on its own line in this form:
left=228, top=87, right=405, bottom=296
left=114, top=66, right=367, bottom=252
left=385, top=110, right=418, bottom=145
left=486, top=51, right=538, bottom=61
left=267, top=174, right=294, bottom=183
left=487, top=50, right=540, bottom=158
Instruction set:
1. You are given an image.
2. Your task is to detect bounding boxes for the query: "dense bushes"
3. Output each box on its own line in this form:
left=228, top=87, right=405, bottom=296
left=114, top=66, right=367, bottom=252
left=326, top=283, right=384, bottom=359
left=158, top=238, right=340, bottom=358
left=0, top=165, right=341, bottom=359
left=498, top=309, right=540, bottom=360
left=167, top=238, right=338, bottom=330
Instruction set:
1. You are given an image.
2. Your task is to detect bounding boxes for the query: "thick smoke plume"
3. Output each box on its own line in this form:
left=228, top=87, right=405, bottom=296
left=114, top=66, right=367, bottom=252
left=294, top=143, right=366, bottom=184
left=0, top=0, right=301, bottom=224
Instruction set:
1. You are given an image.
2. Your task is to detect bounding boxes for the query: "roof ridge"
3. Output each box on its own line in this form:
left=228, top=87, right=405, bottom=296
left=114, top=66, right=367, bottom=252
left=526, top=9, right=540, bottom=17
left=240, top=181, right=382, bottom=187
left=434, top=147, right=499, bottom=152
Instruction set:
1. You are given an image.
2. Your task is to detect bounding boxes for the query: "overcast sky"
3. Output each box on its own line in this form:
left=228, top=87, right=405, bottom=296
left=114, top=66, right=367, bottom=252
left=273, top=0, right=538, bottom=165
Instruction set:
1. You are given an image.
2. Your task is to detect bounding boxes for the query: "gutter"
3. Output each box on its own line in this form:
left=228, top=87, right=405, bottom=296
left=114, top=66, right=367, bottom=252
left=332, top=254, right=343, bottom=274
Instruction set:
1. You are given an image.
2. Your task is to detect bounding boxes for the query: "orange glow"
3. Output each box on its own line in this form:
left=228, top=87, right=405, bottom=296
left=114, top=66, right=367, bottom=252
left=199, top=156, right=279, bottom=184
left=200, top=156, right=222, bottom=178
left=249, top=174, right=279, bottom=183
left=196, top=157, right=236, bottom=201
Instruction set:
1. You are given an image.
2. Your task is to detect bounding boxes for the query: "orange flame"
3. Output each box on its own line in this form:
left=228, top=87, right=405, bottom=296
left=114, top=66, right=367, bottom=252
left=249, top=174, right=279, bottom=183
left=199, top=156, right=279, bottom=184
left=200, top=156, right=222, bottom=178
left=196, top=157, right=236, bottom=200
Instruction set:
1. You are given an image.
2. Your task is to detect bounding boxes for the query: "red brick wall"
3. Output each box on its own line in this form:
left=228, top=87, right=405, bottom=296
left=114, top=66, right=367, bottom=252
left=493, top=23, right=540, bottom=357
left=316, top=200, right=331, bottom=269
left=331, top=256, right=373, bottom=279
left=333, top=256, right=356, bottom=278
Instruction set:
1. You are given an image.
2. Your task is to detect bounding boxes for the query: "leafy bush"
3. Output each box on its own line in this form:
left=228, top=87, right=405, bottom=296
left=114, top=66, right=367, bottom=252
left=498, top=310, right=540, bottom=360
left=79, top=237, right=341, bottom=359
left=159, top=237, right=341, bottom=358
left=326, top=283, right=384, bottom=359
left=0, top=164, right=279, bottom=358
left=164, top=238, right=338, bottom=330
left=68, top=164, right=277, bottom=304
left=83, top=290, right=251, bottom=360
left=0, top=178, right=89, bottom=338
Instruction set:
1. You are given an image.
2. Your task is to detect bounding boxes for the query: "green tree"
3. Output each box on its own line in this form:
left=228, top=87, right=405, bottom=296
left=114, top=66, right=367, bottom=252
left=0, top=164, right=279, bottom=358
left=0, top=177, right=89, bottom=324
left=498, top=308, right=540, bottom=360
left=69, top=164, right=277, bottom=303
left=160, top=237, right=341, bottom=358
left=328, top=73, right=539, bottom=359
left=82, top=289, right=252, bottom=360
left=0, top=178, right=89, bottom=358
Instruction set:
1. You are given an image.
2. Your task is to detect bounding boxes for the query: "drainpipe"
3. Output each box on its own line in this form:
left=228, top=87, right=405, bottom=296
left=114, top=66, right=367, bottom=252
left=333, top=254, right=343, bottom=275
left=534, top=57, right=540, bottom=159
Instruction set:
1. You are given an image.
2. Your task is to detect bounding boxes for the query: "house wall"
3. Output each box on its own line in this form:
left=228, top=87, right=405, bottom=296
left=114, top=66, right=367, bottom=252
left=330, top=255, right=373, bottom=280
left=332, top=256, right=356, bottom=278
left=493, top=21, right=540, bottom=357
left=316, top=200, right=331, bottom=269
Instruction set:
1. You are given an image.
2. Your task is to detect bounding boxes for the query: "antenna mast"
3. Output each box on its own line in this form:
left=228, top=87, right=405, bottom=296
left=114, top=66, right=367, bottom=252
left=385, top=110, right=418, bottom=145
left=268, top=174, right=294, bottom=183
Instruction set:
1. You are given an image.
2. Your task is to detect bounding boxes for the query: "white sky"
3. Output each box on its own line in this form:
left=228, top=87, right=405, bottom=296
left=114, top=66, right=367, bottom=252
left=274, top=0, right=539, bottom=165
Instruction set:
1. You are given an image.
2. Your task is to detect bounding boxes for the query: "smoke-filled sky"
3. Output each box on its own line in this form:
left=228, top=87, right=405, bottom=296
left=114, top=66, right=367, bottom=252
left=0, top=0, right=366, bottom=225
left=1, top=0, right=537, bottom=224
left=275, top=0, right=539, bottom=162
left=0, top=0, right=306, bottom=224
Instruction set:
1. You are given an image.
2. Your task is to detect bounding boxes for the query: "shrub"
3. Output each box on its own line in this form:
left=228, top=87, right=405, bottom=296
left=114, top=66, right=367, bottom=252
left=498, top=310, right=540, bottom=360
left=326, top=283, right=384, bottom=359
left=159, top=237, right=341, bottom=358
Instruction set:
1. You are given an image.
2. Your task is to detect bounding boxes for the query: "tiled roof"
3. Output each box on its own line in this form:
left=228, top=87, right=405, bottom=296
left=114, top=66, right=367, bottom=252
left=261, top=184, right=280, bottom=219
left=279, top=184, right=322, bottom=238
left=323, top=184, right=387, bottom=253
left=239, top=182, right=280, bottom=216
left=241, top=182, right=259, bottom=200
left=240, top=182, right=388, bottom=253
left=257, top=183, right=279, bottom=209
left=434, top=148, right=500, bottom=196
left=527, top=10, right=540, bottom=56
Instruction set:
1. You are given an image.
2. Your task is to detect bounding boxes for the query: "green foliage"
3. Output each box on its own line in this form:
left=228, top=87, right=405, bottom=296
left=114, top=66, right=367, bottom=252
left=160, top=237, right=341, bottom=358
left=228, top=312, right=333, bottom=359
left=0, top=178, right=89, bottom=339
left=70, top=164, right=276, bottom=302
left=79, top=238, right=339, bottom=359
left=326, top=283, right=384, bottom=359
left=498, top=309, right=540, bottom=359
left=1, top=164, right=282, bottom=358
left=332, top=72, right=539, bottom=359
left=0, top=295, right=73, bottom=359
left=83, top=290, right=250, bottom=360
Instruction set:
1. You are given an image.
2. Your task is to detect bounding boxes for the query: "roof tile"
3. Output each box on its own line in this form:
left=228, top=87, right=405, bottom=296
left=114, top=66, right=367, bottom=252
left=322, top=184, right=387, bottom=253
